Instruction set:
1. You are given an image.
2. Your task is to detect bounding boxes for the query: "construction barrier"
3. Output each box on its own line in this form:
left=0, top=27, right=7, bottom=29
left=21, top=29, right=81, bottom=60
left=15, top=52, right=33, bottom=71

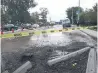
left=0, top=26, right=96, bottom=39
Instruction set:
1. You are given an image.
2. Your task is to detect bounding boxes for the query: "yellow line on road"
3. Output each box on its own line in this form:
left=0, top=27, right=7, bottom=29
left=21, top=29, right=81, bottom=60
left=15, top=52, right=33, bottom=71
left=0, top=26, right=94, bottom=39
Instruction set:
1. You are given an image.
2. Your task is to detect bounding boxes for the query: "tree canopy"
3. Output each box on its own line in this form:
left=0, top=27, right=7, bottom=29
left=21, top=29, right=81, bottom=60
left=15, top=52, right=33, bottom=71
left=66, top=7, right=83, bottom=24
left=39, top=7, right=49, bottom=26
left=1, top=0, right=37, bottom=24
left=66, top=3, right=97, bottom=25
left=31, top=12, right=39, bottom=24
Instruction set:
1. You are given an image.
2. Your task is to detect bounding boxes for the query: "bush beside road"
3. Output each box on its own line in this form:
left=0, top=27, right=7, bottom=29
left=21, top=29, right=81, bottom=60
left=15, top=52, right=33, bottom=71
left=88, top=26, right=97, bottom=31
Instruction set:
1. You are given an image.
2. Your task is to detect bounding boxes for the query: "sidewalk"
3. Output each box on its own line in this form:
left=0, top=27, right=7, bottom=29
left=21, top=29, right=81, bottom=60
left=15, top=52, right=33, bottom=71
left=80, top=29, right=97, bottom=39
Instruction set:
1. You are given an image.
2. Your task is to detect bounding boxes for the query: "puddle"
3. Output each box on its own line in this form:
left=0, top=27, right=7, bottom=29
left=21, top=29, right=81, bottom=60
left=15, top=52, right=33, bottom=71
left=49, top=50, right=69, bottom=60
left=29, top=32, right=71, bottom=47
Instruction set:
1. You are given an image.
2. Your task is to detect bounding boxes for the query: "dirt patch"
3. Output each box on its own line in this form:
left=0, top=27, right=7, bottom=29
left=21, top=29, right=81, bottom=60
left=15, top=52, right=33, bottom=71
left=2, top=52, right=23, bottom=72
left=45, top=51, right=89, bottom=73
left=2, top=41, right=89, bottom=73
left=25, top=46, right=89, bottom=73
left=2, top=30, right=94, bottom=73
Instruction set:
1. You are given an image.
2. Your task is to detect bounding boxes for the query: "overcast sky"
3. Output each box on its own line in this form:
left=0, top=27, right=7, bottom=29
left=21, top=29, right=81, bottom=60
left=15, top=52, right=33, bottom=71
left=29, top=0, right=97, bottom=21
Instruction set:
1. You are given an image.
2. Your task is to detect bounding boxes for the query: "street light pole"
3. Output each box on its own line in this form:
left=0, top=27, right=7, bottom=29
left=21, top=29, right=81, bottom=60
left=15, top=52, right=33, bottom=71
left=77, top=0, right=80, bottom=26
left=72, top=8, right=74, bottom=25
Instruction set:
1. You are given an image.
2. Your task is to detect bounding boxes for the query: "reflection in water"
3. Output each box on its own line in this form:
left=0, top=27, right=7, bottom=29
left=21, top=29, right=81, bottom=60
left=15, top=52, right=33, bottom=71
left=29, top=32, right=71, bottom=47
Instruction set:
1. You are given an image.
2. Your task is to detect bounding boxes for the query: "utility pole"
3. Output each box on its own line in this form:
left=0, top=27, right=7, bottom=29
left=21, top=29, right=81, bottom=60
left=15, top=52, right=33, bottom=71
left=77, top=0, right=80, bottom=26
left=72, top=8, right=74, bottom=25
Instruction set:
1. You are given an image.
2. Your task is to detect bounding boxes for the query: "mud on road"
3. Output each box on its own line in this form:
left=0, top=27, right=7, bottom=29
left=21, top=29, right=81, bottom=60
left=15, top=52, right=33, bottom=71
left=1, top=30, right=96, bottom=73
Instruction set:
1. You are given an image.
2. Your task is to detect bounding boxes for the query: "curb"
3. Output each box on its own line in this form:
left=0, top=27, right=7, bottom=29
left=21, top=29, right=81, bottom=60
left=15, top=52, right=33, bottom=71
left=47, top=47, right=90, bottom=66
left=13, top=61, right=32, bottom=73
left=2, top=71, right=9, bottom=73
left=80, top=29, right=97, bottom=39
left=86, top=48, right=97, bottom=73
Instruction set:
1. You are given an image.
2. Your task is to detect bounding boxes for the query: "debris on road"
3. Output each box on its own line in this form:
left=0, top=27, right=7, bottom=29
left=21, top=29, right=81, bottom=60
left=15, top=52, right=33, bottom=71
left=49, top=50, right=69, bottom=60
left=2, top=70, right=9, bottom=73
left=20, top=53, right=34, bottom=62
left=72, top=63, right=77, bottom=67
left=47, top=47, right=90, bottom=66
left=1, top=30, right=96, bottom=73
left=13, top=61, right=32, bottom=73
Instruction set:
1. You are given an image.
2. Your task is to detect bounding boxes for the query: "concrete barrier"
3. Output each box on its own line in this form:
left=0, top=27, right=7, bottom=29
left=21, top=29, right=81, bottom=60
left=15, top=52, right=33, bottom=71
left=2, top=71, right=9, bottom=73
left=86, top=48, right=97, bottom=73
left=47, top=47, right=90, bottom=66
left=13, top=61, right=32, bottom=73
left=80, top=29, right=97, bottom=39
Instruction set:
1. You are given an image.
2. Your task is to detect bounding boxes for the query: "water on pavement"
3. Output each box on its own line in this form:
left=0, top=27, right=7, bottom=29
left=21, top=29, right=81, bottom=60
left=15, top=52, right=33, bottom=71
left=29, top=32, right=71, bottom=47
left=1, top=28, right=97, bottom=73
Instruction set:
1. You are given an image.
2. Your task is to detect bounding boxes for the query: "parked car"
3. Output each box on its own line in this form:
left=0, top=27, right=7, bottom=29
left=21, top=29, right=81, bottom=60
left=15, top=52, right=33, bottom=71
left=22, top=23, right=32, bottom=29
left=2, top=24, right=18, bottom=31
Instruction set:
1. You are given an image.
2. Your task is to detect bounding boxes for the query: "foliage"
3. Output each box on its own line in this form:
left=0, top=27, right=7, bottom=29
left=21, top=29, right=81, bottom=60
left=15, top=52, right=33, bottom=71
left=30, top=8, right=49, bottom=26
left=1, top=0, right=37, bottom=24
left=39, top=8, right=49, bottom=25
left=31, top=12, right=39, bottom=24
left=66, top=7, right=83, bottom=24
left=80, top=3, right=97, bottom=25
left=66, top=3, right=97, bottom=25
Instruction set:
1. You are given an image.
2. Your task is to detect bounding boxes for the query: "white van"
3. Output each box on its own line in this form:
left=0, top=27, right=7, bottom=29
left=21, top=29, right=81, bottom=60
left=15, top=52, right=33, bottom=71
left=62, top=18, right=71, bottom=28
left=32, top=24, right=39, bottom=28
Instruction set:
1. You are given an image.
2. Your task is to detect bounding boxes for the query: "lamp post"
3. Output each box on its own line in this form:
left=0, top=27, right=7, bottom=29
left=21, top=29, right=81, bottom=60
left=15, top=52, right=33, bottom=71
left=72, top=8, right=74, bottom=25
left=77, top=0, right=80, bottom=26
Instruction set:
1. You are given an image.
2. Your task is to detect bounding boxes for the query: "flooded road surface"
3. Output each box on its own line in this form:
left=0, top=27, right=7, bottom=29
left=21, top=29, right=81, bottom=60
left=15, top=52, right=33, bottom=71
left=1, top=33, right=71, bottom=52
left=1, top=25, right=64, bottom=52
left=1, top=29, right=97, bottom=73
left=1, top=29, right=96, bottom=53
left=1, top=36, right=31, bottom=52
left=29, top=32, right=71, bottom=47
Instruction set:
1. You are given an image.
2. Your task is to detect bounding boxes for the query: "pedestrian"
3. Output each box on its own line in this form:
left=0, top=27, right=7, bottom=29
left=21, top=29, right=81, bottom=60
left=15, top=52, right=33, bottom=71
left=77, top=22, right=79, bottom=27
left=12, top=28, right=14, bottom=33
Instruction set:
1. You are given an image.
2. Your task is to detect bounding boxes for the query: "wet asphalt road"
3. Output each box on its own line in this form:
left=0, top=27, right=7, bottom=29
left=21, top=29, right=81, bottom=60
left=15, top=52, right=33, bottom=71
left=1, top=25, right=65, bottom=53
left=1, top=32, right=71, bottom=53
left=1, top=25, right=97, bottom=73
left=1, top=25, right=96, bottom=53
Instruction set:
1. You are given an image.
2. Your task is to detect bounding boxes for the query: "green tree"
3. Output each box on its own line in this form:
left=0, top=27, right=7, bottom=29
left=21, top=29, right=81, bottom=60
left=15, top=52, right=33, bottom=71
left=1, top=6, right=9, bottom=24
left=79, top=12, right=85, bottom=24
left=39, top=7, right=49, bottom=26
left=93, top=3, right=97, bottom=12
left=1, top=0, right=37, bottom=24
left=66, top=7, right=83, bottom=24
left=79, top=3, right=97, bottom=25
left=31, top=12, right=39, bottom=24
left=92, top=3, right=97, bottom=25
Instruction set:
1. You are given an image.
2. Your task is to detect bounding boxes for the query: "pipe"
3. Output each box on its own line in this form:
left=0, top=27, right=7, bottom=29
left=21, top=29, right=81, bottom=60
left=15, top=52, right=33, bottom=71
left=13, top=61, right=32, bottom=73
left=47, top=47, right=90, bottom=66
